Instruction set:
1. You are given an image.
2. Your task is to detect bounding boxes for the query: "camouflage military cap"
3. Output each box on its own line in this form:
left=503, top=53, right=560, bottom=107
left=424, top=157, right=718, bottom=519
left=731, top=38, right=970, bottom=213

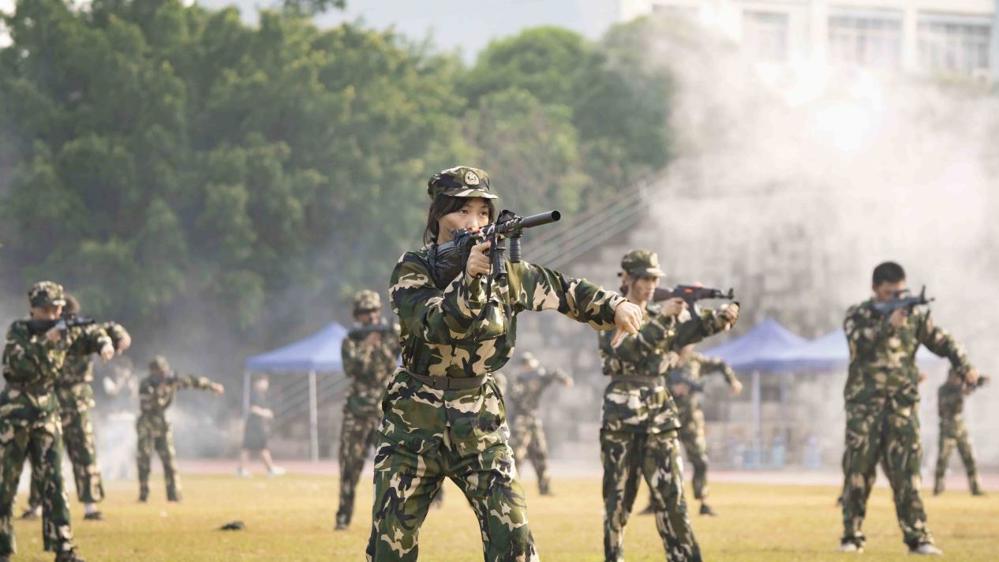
left=427, top=166, right=498, bottom=200
left=620, top=249, right=665, bottom=277
left=521, top=352, right=540, bottom=369
left=353, top=290, right=382, bottom=314
left=28, top=280, right=67, bottom=307
left=149, top=355, right=170, bottom=373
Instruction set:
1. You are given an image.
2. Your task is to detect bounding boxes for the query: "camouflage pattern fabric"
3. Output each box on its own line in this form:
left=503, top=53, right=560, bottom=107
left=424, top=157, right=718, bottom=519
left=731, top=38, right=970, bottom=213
left=365, top=249, right=624, bottom=561
left=136, top=370, right=218, bottom=501
left=669, top=353, right=738, bottom=501
left=337, top=319, right=400, bottom=527
left=841, top=300, right=972, bottom=549
left=601, top=429, right=700, bottom=562
left=933, top=373, right=980, bottom=492
left=27, top=321, right=128, bottom=507
left=597, top=305, right=731, bottom=562
left=508, top=368, right=571, bottom=494
left=0, top=318, right=108, bottom=556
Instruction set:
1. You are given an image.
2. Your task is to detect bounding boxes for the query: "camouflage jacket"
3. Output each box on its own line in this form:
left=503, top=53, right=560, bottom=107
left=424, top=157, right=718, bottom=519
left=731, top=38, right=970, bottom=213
left=61, top=321, right=130, bottom=387
left=341, top=319, right=401, bottom=416
left=844, top=300, right=970, bottom=406
left=138, top=372, right=216, bottom=420
left=390, top=249, right=624, bottom=378
left=508, top=368, right=571, bottom=420
left=599, top=306, right=732, bottom=433
left=668, top=353, right=738, bottom=421
left=2, top=318, right=110, bottom=422
left=937, top=379, right=965, bottom=421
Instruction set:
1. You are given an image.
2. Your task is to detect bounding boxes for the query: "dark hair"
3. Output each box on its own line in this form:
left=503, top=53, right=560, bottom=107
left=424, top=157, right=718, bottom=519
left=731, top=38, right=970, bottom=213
left=423, top=195, right=496, bottom=244
left=872, top=261, right=906, bottom=286
left=65, top=294, right=80, bottom=315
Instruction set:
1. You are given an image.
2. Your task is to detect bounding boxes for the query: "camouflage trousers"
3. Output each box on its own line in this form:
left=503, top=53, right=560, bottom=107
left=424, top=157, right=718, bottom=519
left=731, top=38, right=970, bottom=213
left=934, top=417, right=979, bottom=488
left=841, top=401, right=931, bottom=548
left=0, top=407, right=75, bottom=556
left=29, top=385, right=104, bottom=506
left=678, top=408, right=709, bottom=501
left=510, top=414, right=550, bottom=494
left=366, top=370, right=537, bottom=562
left=136, top=415, right=181, bottom=500
left=600, top=428, right=701, bottom=562
left=337, top=407, right=381, bottom=526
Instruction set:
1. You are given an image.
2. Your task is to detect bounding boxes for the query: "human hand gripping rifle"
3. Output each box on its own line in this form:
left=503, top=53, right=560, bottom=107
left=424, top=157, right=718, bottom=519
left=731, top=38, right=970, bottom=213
left=427, top=210, right=562, bottom=307
left=871, top=285, right=934, bottom=316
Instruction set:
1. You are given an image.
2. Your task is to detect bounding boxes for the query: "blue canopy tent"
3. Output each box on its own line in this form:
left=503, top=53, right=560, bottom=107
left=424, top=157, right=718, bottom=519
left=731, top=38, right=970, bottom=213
left=700, top=317, right=807, bottom=468
left=244, top=322, right=348, bottom=461
left=767, top=328, right=944, bottom=373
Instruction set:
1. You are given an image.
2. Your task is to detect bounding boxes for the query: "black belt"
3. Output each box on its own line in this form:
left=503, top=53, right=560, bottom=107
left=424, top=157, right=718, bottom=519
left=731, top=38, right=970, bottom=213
left=609, top=375, right=664, bottom=386
left=406, top=371, right=488, bottom=391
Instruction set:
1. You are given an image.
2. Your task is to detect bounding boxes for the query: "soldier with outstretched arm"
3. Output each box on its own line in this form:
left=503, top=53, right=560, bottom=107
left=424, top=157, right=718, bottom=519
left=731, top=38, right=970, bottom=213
left=136, top=356, right=224, bottom=502
left=507, top=352, right=574, bottom=496
left=365, top=166, right=642, bottom=561
left=933, top=368, right=988, bottom=496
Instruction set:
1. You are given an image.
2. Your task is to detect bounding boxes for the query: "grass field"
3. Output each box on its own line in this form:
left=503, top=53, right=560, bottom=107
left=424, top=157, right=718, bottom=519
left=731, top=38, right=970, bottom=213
left=9, top=473, right=998, bottom=561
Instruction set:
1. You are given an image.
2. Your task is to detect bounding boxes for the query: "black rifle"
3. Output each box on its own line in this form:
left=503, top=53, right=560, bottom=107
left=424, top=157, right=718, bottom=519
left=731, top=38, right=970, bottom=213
left=653, top=285, right=735, bottom=308
left=427, top=209, right=562, bottom=299
left=667, top=370, right=704, bottom=393
left=26, top=314, right=96, bottom=337
left=871, top=286, right=933, bottom=316
left=347, top=323, right=395, bottom=341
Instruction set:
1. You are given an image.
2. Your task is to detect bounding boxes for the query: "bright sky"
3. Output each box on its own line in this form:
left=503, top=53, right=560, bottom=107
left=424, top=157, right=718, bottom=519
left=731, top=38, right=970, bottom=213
left=199, top=0, right=621, bottom=60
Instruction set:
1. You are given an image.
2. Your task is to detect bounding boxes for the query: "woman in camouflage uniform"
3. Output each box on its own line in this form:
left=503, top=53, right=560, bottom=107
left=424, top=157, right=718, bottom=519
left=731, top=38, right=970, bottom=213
left=365, top=166, right=642, bottom=562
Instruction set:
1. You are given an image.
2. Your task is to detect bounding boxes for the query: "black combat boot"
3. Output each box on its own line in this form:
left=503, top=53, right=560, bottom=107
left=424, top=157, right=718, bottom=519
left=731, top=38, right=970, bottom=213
left=970, top=477, right=986, bottom=497
left=932, top=477, right=944, bottom=496
left=699, top=503, right=717, bottom=516
left=138, top=486, right=149, bottom=502
left=335, top=513, right=349, bottom=531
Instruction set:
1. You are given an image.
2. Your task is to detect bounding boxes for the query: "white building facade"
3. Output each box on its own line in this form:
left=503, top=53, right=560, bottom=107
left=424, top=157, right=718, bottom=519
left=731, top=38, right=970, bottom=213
left=624, top=0, right=999, bottom=80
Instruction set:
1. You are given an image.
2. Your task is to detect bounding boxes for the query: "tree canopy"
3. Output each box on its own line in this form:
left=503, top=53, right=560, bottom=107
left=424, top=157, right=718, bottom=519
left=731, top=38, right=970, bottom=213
left=0, top=0, right=674, bottom=359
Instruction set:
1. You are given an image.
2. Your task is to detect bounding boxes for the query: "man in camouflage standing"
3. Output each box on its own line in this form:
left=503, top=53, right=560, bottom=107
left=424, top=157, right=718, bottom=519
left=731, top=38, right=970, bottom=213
left=933, top=368, right=988, bottom=496
left=507, top=352, right=573, bottom=496
left=335, top=290, right=400, bottom=530
left=598, top=250, right=739, bottom=562
left=1, top=281, right=112, bottom=562
left=661, top=344, right=742, bottom=516
left=22, top=294, right=131, bottom=522
left=840, top=261, right=980, bottom=555
left=136, top=356, right=224, bottom=502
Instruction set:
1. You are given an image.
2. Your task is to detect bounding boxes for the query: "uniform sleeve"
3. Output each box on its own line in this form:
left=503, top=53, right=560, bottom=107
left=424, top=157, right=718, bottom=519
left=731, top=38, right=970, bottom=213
left=508, top=262, right=625, bottom=330
left=176, top=374, right=217, bottom=391
left=341, top=337, right=365, bottom=379
left=102, top=322, right=130, bottom=352
left=68, top=323, right=112, bottom=356
left=844, top=304, right=889, bottom=358
left=3, top=323, right=40, bottom=384
left=698, top=355, right=739, bottom=386
left=915, top=313, right=971, bottom=374
left=389, top=252, right=494, bottom=344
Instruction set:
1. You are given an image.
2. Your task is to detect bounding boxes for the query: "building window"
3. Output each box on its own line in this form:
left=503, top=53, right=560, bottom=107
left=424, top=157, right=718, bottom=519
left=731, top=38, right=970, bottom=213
left=743, top=10, right=790, bottom=63
left=918, top=16, right=991, bottom=75
left=828, top=12, right=903, bottom=68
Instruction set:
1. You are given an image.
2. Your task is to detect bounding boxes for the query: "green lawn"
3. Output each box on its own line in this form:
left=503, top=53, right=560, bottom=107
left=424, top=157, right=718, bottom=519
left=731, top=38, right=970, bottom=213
left=10, top=475, right=997, bottom=561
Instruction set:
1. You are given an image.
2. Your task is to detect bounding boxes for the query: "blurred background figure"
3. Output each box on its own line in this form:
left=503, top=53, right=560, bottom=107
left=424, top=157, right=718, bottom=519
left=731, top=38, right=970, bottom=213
left=934, top=368, right=990, bottom=496
left=508, top=352, right=573, bottom=496
left=237, top=375, right=284, bottom=477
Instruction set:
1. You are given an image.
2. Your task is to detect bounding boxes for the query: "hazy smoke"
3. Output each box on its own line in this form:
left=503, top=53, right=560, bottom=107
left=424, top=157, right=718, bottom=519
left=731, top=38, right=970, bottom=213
left=635, top=16, right=999, bottom=467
